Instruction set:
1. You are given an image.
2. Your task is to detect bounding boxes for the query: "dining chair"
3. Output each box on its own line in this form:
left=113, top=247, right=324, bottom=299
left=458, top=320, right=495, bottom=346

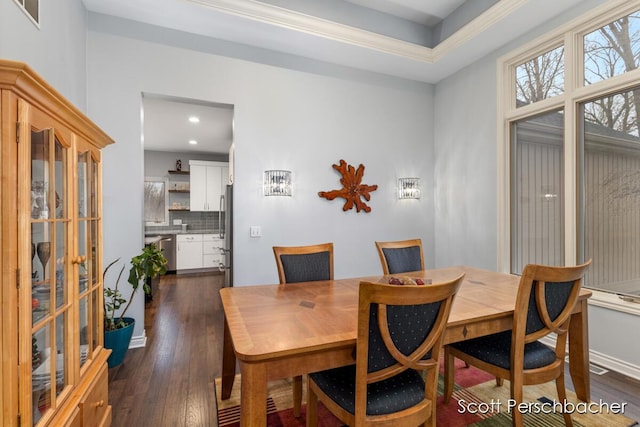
left=273, top=242, right=334, bottom=284
left=272, top=242, right=334, bottom=417
left=375, top=238, right=424, bottom=275
left=307, top=274, right=464, bottom=427
left=444, top=260, right=592, bottom=427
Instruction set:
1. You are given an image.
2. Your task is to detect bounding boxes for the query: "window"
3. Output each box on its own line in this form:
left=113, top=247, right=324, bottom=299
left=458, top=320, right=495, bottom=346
left=580, top=87, right=640, bottom=296
left=511, top=110, right=564, bottom=274
left=144, top=177, right=169, bottom=226
left=515, top=46, right=564, bottom=106
left=14, top=0, right=39, bottom=26
left=500, top=1, right=640, bottom=299
left=584, top=10, right=640, bottom=86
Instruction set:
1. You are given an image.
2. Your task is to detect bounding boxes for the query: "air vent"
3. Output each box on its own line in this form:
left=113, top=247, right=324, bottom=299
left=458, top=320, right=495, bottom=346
left=619, top=291, right=640, bottom=304
left=14, top=0, right=39, bottom=26
left=565, top=357, right=609, bottom=376
left=589, top=364, right=609, bottom=376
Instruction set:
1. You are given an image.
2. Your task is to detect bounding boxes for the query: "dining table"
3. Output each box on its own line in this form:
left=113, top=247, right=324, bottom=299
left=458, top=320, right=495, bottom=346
left=219, top=266, right=592, bottom=426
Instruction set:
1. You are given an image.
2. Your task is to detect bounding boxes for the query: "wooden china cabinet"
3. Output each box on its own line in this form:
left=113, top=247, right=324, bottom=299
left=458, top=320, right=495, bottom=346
left=0, top=60, right=113, bottom=426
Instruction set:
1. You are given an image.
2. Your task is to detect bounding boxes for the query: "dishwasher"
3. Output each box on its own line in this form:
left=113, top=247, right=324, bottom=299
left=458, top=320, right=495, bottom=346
left=146, top=234, right=175, bottom=302
left=158, top=235, right=176, bottom=272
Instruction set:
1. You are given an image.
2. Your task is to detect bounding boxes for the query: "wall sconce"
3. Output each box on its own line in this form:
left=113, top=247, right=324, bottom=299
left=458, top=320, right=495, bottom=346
left=264, top=170, right=292, bottom=196
left=398, top=178, right=420, bottom=199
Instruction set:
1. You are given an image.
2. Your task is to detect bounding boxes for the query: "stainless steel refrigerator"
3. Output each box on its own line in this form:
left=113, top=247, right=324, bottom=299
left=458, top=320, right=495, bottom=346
left=220, top=184, right=233, bottom=287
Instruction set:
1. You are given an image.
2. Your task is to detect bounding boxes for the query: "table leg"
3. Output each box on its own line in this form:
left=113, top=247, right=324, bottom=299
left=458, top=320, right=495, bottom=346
left=221, top=317, right=236, bottom=400
left=240, top=362, right=268, bottom=426
left=568, top=298, right=590, bottom=402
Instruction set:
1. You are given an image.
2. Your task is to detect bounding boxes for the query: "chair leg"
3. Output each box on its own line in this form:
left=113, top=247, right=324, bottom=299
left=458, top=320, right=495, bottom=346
left=293, top=375, right=303, bottom=418
left=510, top=378, right=524, bottom=427
left=444, top=347, right=455, bottom=403
left=425, top=369, right=438, bottom=427
left=555, top=374, right=574, bottom=427
left=426, top=411, right=436, bottom=427
left=306, top=379, right=318, bottom=427
left=496, top=377, right=504, bottom=386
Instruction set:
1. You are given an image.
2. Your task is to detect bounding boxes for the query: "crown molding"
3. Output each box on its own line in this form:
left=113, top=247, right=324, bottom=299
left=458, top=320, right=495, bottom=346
left=185, top=0, right=434, bottom=62
left=185, top=0, right=533, bottom=66
left=432, top=0, right=528, bottom=61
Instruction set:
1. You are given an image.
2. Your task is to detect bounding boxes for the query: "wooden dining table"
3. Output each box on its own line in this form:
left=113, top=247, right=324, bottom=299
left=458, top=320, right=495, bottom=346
left=220, top=266, right=592, bottom=426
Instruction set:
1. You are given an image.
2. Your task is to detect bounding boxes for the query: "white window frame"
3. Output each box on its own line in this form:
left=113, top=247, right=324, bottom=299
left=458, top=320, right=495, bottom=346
left=498, top=0, right=640, bottom=278
left=13, top=0, right=39, bottom=28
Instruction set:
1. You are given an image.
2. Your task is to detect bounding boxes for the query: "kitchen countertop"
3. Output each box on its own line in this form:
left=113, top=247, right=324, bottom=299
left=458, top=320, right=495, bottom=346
left=145, top=235, right=163, bottom=245
left=145, top=231, right=222, bottom=245
left=145, top=229, right=220, bottom=237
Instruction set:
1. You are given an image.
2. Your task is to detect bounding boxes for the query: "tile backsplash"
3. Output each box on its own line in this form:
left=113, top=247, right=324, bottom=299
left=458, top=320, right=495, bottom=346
left=145, top=211, right=223, bottom=234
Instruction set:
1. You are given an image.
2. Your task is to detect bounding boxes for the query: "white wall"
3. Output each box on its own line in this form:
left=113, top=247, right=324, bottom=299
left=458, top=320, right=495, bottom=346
left=434, top=0, right=640, bottom=377
left=433, top=54, right=499, bottom=270
left=0, top=0, right=88, bottom=109
left=588, top=302, right=640, bottom=379
left=87, top=19, right=434, bottom=338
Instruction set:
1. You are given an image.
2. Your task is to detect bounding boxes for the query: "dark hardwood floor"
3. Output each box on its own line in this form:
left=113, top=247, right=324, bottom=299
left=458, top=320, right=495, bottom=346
left=108, top=273, right=640, bottom=426
left=108, top=272, right=224, bottom=427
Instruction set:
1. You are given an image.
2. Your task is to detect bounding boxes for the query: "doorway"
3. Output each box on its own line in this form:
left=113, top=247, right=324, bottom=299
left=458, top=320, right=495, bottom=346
left=141, top=93, right=234, bottom=281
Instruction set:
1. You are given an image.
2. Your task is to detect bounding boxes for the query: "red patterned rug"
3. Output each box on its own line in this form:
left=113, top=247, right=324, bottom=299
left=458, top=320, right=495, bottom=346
left=215, top=359, right=637, bottom=426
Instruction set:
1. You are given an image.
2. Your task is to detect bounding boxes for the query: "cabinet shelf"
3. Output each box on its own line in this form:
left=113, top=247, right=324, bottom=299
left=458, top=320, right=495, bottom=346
left=31, top=279, right=51, bottom=287
left=169, top=208, right=190, bottom=211
left=169, top=189, right=190, bottom=193
left=168, top=170, right=190, bottom=175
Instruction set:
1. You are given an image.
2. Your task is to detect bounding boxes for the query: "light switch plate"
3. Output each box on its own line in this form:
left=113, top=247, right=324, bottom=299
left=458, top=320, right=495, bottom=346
left=250, top=226, right=262, bottom=237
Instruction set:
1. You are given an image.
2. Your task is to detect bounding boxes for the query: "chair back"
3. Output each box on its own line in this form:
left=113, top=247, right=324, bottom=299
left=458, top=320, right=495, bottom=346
left=512, top=260, right=592, bottom=361
left=355, top=275, right=463, bottom=396
left=273, top=243, right=334, bottom=284
left=375, top=239, right=424, bottom=275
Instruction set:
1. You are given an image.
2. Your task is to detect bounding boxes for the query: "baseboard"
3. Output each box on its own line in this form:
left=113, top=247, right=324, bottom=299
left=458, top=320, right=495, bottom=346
left=128, top=330, right=147, bottom=349
left=540, top=336, right=640, bottom=381
left=589, top=349, right=640, bottom=381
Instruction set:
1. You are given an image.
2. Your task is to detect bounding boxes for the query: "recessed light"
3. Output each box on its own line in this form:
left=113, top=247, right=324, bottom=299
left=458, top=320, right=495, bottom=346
left=189, top=140, right=198, bottom=145
left=188, top=116, right=200, bottom=123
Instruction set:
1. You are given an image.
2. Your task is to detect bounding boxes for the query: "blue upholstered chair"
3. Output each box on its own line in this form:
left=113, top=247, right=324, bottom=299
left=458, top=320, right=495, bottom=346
left=375, top=239, right=424, bottom=275
left=307, top=274, right=464, bottom=427
left=444, top=260, right=592, bottom=427
left=273, top=243, right=333, bottom=284
left=272, top=242, right=334, bottom=417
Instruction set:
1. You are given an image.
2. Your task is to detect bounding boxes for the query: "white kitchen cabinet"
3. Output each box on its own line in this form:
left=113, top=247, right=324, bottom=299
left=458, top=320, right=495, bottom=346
left=223, top=165, right=229, bottom=185
left=189, top=160, right=227, bottom=211
left=203, top=234, right=224, bottom=269
left=176, top=234, right=203, bottom=270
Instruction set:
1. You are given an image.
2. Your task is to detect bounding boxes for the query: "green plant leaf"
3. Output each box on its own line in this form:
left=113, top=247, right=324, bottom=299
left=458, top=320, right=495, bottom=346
left=103, top=244, right=167, bottom=330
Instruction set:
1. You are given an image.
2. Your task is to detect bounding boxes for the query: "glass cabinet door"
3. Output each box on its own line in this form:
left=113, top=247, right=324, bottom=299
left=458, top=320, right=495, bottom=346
left=77, top=148, right=100, bottom=367
left=30, top=128, right=71, bottom=425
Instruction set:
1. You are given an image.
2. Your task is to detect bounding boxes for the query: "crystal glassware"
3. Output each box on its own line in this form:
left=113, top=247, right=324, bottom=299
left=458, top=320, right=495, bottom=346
left=36, top=242, right=51, bottom=281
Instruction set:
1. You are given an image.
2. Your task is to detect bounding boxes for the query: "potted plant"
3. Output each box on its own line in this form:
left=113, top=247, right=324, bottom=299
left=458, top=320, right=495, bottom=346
left=103, top=243, right=167, bottom=367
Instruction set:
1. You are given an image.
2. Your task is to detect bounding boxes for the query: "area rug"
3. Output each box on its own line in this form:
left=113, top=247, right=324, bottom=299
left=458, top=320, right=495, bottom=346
left=215, top=359, right=637, bottom=426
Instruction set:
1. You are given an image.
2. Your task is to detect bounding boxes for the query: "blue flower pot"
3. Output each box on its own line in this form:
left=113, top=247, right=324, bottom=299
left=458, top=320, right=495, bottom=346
left=104, top=317, right=135, bottom=368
